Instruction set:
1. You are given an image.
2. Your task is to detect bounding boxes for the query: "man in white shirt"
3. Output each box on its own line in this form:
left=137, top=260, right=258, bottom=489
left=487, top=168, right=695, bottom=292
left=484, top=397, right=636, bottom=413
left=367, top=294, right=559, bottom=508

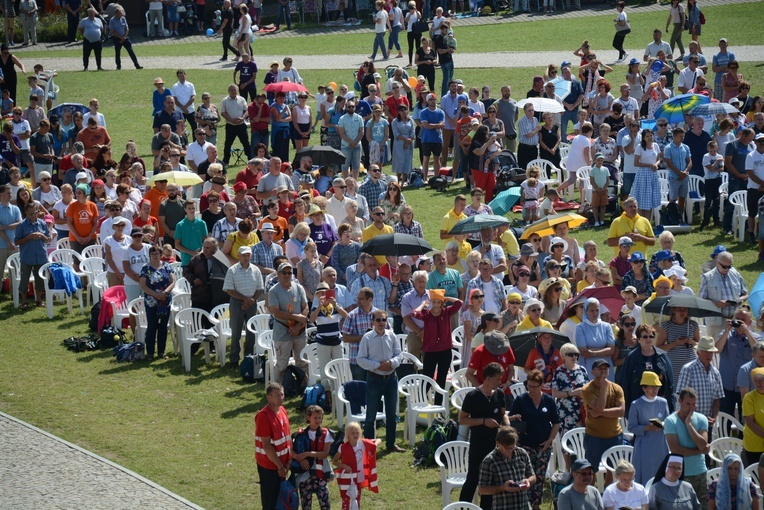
left=172, top=69, right=197, bottom=131
left=220, top=84, right=251, bottom=167
left=185, top=129, right=214, bottom=172
left=745, top=133, right=764, bottom=247
left=559, top=123, right=593, bottom=202
left=612, top=84, right=640, bottom=118
left=677, top=55, right=705, bottom=94
left=619, top=120, right=642, bottom=201
left=643, top=28, right=672, bottom=61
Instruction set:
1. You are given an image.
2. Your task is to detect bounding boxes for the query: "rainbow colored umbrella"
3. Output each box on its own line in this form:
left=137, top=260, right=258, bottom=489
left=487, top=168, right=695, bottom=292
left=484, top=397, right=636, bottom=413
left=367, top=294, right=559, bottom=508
left=654, top=93, right=710, bottom=124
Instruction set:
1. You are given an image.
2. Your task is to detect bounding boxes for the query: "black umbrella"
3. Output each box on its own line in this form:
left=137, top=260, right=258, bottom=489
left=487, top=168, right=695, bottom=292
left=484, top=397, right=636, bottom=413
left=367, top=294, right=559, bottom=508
left=643, top=294, right=723, bottom=318
left=508, top=327, right=569, bottom=367
left=293, top=145, right=347, bottom=168
left=360, top=233, right=433, bottom=257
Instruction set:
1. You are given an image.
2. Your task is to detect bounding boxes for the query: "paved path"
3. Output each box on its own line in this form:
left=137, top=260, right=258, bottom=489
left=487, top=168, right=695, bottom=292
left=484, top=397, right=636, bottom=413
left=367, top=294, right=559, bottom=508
left=0, top=412, right=204, bottom=510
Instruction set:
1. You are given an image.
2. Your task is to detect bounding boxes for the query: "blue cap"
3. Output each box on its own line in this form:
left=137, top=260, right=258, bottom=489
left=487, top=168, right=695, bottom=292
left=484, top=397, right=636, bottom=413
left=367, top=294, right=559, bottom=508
left=711, top=245, right=726, bottom=258
left=654, top=250, right=674, bottom=262
left=629, top=251, right=646, bottom=262
left=651, top=60, right=664, bottom=73
left=456, top=93, right=469, bottom=103
left=561, top=61, right=572, bottom=69
left=629, top=58, right=640, bottom=66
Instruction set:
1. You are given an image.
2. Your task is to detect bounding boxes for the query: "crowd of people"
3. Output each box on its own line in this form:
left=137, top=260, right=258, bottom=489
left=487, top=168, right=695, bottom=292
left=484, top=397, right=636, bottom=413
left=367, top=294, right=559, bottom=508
left=1, top=1, right=764, bottom=510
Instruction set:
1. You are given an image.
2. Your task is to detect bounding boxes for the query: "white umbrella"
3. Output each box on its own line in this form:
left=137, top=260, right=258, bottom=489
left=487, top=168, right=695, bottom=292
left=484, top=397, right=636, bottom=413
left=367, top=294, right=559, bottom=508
left=517, top=97, right=565, bottom=114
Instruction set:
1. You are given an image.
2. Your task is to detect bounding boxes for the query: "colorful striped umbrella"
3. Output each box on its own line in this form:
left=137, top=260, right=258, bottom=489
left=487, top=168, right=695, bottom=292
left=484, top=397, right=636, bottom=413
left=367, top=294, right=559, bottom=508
left=654, top=93, right=710, bottom=124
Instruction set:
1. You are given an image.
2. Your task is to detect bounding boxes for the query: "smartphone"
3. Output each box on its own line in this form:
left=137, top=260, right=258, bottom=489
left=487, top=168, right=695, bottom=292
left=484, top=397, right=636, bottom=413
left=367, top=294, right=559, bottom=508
left=325, top=289, right=335, bottom=300
left=518, top=483, right=528, bottom=489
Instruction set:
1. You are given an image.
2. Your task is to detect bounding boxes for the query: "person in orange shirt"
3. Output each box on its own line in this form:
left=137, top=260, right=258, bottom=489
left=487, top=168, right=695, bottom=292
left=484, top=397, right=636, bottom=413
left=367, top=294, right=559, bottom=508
left=144, top=178, right=169, bottom=236
left=258, top=200, right=288, bottom=247
left=65, top=184, right=99, bottom=254
left=76, top=117, right=111, bottom=160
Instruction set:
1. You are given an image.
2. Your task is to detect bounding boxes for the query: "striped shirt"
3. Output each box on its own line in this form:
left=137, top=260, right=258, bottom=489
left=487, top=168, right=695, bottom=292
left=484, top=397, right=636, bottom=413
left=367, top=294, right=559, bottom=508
left=252, top=241, right=284, bottom=276
left=662, top=319, right=700, bottom=387
left=676, top=359, right=724, bottom=418
left=222, top=262, right=264, bottom=300
left=518, top=116, right=540, bottom=146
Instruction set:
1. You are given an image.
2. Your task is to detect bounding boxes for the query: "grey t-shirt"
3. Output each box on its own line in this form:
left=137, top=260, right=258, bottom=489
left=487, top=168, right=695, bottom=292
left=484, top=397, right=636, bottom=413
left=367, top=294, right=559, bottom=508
left=29, top=131, right=53, bottom=164
left=151, top=132, right=182, bottom=153
left=158, top=198, right=186, bottom=232
left=256, top=172, right=295, bottom=205
left=557, top=484, right=604, bottom=510
left=495, top=98, right=517, bottom=137
left=268, top=282, right=308, bottom=341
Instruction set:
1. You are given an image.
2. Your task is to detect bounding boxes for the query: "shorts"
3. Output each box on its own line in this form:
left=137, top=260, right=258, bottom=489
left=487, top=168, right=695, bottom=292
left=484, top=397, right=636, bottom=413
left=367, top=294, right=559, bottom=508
left=524, top=199, right=537, bottom=210
left=124, top=283, right=142, bottom=304
left=747, top=188, right=762, bottom=219
left=34, top=163, right=53, bottom=181
left=19, top=150, right=33, bottom=165
left=669, top=178, right=689, bottom=201
left=591, top=188, right=608, bottom=207
left=422, top=142, right=442, bottom=158
left=166, top=5, right=179, bottom=22
left=237, top=32, right=250, bottom=44
left=621, top=173, right=635, bottom=196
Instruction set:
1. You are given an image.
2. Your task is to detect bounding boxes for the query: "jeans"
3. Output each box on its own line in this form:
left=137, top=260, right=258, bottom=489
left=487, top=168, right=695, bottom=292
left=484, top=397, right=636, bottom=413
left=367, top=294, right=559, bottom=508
left=560, top=107, right=578, bottom=139
left=251, top=129, right=269, bottom=154
left=350, top=362, right=367, bottom=381
left=82, top=39, right=102, bottom=70
left=229, top=297, right=257, bottom=364
left=440, top=61, right=454, bottom=98
left=113, top=36, right=139, bottom=69
left=372, top=32, right=388, bottom=59
left=513, top=0, right=528, bottom=11
left=341, top=145, right=362, bottom=175
left=723, top=178, right=746, bottom=232
left=144, top=305, right=170, bottom=357
left=388, top=25, right=402, bottom=52
left=277, top=2, right=292, bottom=28
left=363, top=372, right=399, bottom=448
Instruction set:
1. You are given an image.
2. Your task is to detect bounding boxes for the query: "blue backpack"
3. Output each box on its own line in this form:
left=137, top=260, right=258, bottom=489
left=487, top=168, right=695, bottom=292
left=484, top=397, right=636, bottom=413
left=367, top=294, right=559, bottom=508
left=299, top=383, right=329, bottom=412
left=113, top=341, right=146, bottom=362
left=274, top=479, right=298, bottom=510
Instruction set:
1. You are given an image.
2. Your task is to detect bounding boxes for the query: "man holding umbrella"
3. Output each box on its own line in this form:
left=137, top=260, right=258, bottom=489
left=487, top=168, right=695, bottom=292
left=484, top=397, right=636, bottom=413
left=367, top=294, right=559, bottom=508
left=361, top=206, right=394, bottom=265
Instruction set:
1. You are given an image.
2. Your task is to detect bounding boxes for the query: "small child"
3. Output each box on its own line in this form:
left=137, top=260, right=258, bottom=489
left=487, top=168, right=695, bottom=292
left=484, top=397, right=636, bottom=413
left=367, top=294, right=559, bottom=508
left=619, top=286, right=642, bottom=326
left=589, top=152, right=609, bottom=227
left=142, top=225, right=156, bottom=245
left=333, top=422, right=381, bottom=510
left=415, top=75, right=426, bottom=97
left=539, top=187, right=558, bottom=218
left=520, top=166, right=544, bottom=225
left=700, top=140, right=724, bottom=230
left=43, top=214, right=58, bottom=255
left=571, top=110, right=590, bottom=136
left=160, top=243, right=176, bottom=263
left=291, top=405, right=334, bottom=510
left=446, top=29, right=457, bottom=50
left=1, top=89, right=14, bottom=117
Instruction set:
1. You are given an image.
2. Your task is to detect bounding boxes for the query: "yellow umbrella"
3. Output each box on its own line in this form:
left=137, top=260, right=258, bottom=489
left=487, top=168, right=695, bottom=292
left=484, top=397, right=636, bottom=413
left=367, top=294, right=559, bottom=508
left=147, top=171, right=203, bottom=187
left=519, top=213, right=588, bottom=240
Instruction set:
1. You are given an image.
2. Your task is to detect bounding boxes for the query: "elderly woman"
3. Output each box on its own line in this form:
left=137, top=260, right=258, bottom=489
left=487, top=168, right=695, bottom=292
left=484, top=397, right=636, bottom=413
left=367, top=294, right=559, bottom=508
left=648, top=454, right=700, bottom=510
left=380, top=181, right=405, bottom=226
left=139, top=245, right=175, bottom=360
left=708, top=453, right=760, bottom=510
left=342, top=200, right=366, bottom=242
left=222, top=218, right=257, bottom=264
left=649, top=230, right=686, bottom=274
left=538, top=112, right=561, bottom=168
left=32, top=172, right=62, bottom=212
left=603, top=460, right=649, bottom=510
left=516, top=298, right=552, bottom=332
left=592, top=123, right=618, bottom=170
left=551, top=343, right=589, bottom=469
left=329, top=224, right=361, bottom=287
left=344, top=177, right=369, bottom=223
left=539, top=277, right=567, bottom=325
left=509, top=369, right=560, bottom=510
left=286, top=221, right=311, bottom=266
left=627, top=371, right=671, bottom=485
left=523, top=331, right=563, bottom=394
left=575, top=297, right=616, bottom=379
left=742, top=367, right=764, bottom=467
left=619, top=324, right=675, bottom=414
left=656, top=305, right=700, bottom=387
left=195, top=92, right=220, bottom=144
left=232, top=181, right=260, bottom=221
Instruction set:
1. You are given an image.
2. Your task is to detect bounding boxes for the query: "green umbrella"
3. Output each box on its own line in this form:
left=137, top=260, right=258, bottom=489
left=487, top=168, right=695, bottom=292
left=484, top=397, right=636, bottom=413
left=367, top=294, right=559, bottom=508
left=448, top=214, right=511, bottom=235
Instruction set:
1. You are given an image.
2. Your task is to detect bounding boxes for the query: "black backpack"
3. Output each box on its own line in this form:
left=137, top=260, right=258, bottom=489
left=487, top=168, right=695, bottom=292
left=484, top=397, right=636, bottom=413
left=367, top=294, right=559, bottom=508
left=89, top=301, right=101, bottom=332
left=428, top=175, right=449, bottom=192
left=413, top=420, right=448, bottom=467
left=240, top=354, right=265, bottom=383
left=100, top=326, right=127, bottom=349
left=662, top=201, right=683, bottom=226
left=283, top=365, right=308, bottom=398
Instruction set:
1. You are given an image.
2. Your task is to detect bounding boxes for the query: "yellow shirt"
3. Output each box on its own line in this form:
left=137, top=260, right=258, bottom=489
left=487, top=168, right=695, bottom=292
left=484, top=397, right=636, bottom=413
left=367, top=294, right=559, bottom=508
left=361, top=223, right=394, bottom=264
left=640, top=295, right=671, bottom=326
left=500, top=230, right=520, bottom=261
left=226, top=231, right=258, bottom=260
left=440, top=208, right=467, bottom=245
left=607, top=212, right=655, bottom=256
left=515, top=316, right=553, bottom=332
left=581, top=380, right=624, bottom=438
left=743, top=390, right=764, bottom=452
left=457, top=239, right=472, bottom=261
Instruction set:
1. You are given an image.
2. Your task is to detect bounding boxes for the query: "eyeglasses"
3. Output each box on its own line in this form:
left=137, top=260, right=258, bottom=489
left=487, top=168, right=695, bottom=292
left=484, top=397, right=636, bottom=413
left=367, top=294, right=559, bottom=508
left=373, top=318, right=388, bottom=323
left=472, top=295, right=485, bottom=299
left=598, top=279, right=611, bottom=285
left=280, top=270, right=293, bottom=275
left=553, top=287, right=562, bottom=292
left=336, top=185, right=347, bottom=189
left=632, top=260, right=645, bottom=265
left=640, top=334, right=656, bottom=339
left=623, top=322, right=636, bottom=327
left=373, top=212, right=384, bottom=216
left=170, top=154, right=181, bottom=157
left=566, top=353, right=580, bottom=358
left=553, top=244, right=564, bottom=249
left=657, top=123, right=668, bottom=127
left=519, top=273, right=530, bottom=277
left=548, top=264, right=560, bottom=270
left=718, top=263, right=732, bottom=269
left=528, top=308, right=541, bottom=313
left=508, top=301, right=522, bottom=305
left=526, top=384, right=541, bottom=389
left=327, top=91, right=335, bottom=95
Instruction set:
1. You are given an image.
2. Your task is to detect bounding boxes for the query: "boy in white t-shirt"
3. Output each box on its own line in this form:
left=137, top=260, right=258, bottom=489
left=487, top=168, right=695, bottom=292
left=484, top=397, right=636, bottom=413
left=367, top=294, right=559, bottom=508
left=699, top=140, right=724, bottom=230
left=589, top=153, right=610, bottom=227
left=539, top=188, right=558, bottom=218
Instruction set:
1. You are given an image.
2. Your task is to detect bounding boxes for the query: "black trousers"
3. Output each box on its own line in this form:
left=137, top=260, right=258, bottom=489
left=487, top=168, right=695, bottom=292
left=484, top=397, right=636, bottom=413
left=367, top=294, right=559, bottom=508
left=223, top=123, right=251, bottom=164
left=407, top=31, right=421, bottom=66
left=423, top=349, right=451, bottom=405
left=67, top=12, right=79, bottom=43
left=240, top=86, right=258, bottom=104
left=460, top=444, right=494, bottom=509
left=82, top=39, right=102, bottom=70
left=221, top=30, right=239, bottom=59
left=257, top=464, right=281, bottom=510
left=113, top=36, right=139, bottom=69
left=183, top=112, right=197, bottom=132
left=612, top=31, right=627, bottom=59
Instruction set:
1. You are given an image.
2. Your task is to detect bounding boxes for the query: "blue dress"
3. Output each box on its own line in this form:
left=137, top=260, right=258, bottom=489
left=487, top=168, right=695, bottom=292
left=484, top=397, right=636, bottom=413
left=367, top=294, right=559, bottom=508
left=392, top=117, right=415, bottom=175
left=574, top=320, right=616, bottom=380
left=628, top=395, right=670, bottom=485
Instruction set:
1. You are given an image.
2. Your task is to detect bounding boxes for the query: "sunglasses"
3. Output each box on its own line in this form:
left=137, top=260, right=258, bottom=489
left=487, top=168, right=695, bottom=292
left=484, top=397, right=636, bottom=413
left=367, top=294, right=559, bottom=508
left=508, top=301, right=522, bottom=305
left=528, top=308, right=541, bottom=313
left=718, top=263, right=732, bottom=269
left=640, top=334, right=656, bottom=339
left=373, top=212, right=384, bottom=216
left=566, top=353, right=580, bottom=358
left=623, top=322, right=636, bottom=327
left=336, top=185, right=347, bottom=189
left=472, top=295, right=485, bottom=299
left=632, top=260, right=645, bottom=264
left=373, top=318, right=388, bottom=323
left=280, top=270, right=293, bottom=275
left=548, top=265, right=560, bottom=270
left=519, top=273, right=530, bottom=277
left=553, top=287, right=562, bottom=292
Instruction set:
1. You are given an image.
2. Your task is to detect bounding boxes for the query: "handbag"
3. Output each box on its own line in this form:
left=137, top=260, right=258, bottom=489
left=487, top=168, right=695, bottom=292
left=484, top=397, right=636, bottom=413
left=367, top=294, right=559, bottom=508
left=683, top=17, right=691, bottom=30
left=412, top=19, right=428, bottom=33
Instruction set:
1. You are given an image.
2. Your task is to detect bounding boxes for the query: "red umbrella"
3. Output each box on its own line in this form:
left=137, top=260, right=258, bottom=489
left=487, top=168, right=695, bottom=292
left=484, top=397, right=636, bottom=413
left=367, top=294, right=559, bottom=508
left=263, top=82, right=309, bottom=93
left=555, top=287, right=626, bottom=328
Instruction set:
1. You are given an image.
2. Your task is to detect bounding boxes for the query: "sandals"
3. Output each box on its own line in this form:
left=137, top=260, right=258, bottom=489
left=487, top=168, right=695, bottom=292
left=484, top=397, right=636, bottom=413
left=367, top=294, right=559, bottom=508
left=20, top=303, right=29, bottom=310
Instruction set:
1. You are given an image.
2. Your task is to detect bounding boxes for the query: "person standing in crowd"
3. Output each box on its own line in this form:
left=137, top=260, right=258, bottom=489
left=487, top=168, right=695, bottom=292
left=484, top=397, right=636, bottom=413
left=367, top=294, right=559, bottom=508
left=223, top=246, right=263, bottom=368
left=716, top=308, right=762, bottom=418
left=628, top=371, right=670, bottom=485
left=221, top=84, right=252, bottom=166
left=64, top=0, right=81, bottom=44
left=14, top=202, right=48, bottom=310
left=217, top=0, right=239, bottom=61
left=108, top=5, right=143, bottom=71
left=172, top=69, right=198, bottom=131
left=268, top=262, right=310, bottom=386
left=699, top=251, right=748, bottom=344
left=255, top=382, right=292, bottom=510
left=477, top=426, right=536, bottom=510
left=78, top=8, right=104, bottom=72
left=139, top=245, right=175, bottom=359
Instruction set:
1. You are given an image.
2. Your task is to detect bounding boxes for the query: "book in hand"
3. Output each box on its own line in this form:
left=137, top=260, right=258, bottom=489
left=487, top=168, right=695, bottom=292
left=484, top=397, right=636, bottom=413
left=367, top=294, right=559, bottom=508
left=649, top=418, right=664, bottom=429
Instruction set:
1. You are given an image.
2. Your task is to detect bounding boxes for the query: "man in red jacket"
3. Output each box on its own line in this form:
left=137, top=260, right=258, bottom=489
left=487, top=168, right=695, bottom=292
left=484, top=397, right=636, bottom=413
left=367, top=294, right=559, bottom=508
left=255, top=382, right=292, bottom=510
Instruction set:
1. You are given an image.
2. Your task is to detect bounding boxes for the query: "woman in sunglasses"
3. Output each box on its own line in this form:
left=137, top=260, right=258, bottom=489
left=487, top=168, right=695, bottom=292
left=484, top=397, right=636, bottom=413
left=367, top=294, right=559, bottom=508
left=618, top=324, right=675, bottom=416
left=612, top=314, right=638, bottom=381
left=539, top=277, right=567, bottom=325
left=551, top=343, right=589, bottom=470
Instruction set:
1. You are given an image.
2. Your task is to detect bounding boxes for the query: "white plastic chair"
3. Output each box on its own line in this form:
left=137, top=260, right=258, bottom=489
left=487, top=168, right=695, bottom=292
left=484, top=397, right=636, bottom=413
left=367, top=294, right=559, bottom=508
left=49, top=248, right=84, bottom=272
left=599, top=445, right=633, bottom=476
left=709, top=437, right=743, bottom=465
left=450, top=387, right=472, bottom=412
left=173, top=277, right=192, bottom=295
left=169, top=261, right=183, bottom=283
left=451, top=325, right=464, bottom=351
left=527, top=158, right=561, bottom=187
left=509, top=382, right=527, bottom=399
left=337, top=380, right=387, bottom=428
left=110, top=292, right=130, bottom=329
left=79, top=257, right=106, bottom=307
left=652, top=178, right=671, bottom=224
left=127, top=297, right=148, bottom=344
left=656, top=170, right=669, bottom=181
left=435, top=441, right=470, bottom=507
left=257, top=300, right=268, bottom=314
left=728, top=190, right=748, bottom=242
left=5, top=253, right=31, bottom=309
left=174, top=308, right=221, bottom=372
left=443, top=503, right=481, bottom=510
left=561, top=427, right=586, bottom=459
left=168, top=292, right=190, bottom=354
left=299, top=342, right=321, bottom=385
left=398, top=374, right=450, bottom=446
left=395, top=333, right=409, bottom=354
left=685, top=175, right=706, bottom=225
left=324, top=358, right=353, bottom=423
left=712, top=411, right=743, bottom=441
left=210, top=303, right=233, bottom=367
left=558, top=143, right=570, bottom=161
left=257, top=330, right=285, bottom=385
left=246, top=314, right=271, bottom=356
left=80, top=244, right=103, bottom=260
left=38, top=262, right=84, bottom=319
left=707, top=467, right=721, bottom=484
left=56, top=238, right=71, bottom=250
left=448, top=368, right=471, bottom=391
left=576, top=166, right=592, bottom=204
left=91, top=272, right=109, bottom=304
left=644, top=477, right=654, bottom=492
left=744, top=462, right=760, bottom=486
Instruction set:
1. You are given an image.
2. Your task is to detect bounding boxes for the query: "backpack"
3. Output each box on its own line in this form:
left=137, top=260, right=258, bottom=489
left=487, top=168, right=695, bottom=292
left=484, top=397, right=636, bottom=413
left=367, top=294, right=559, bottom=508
left=328, top=428, right=345, bottom=457
left=299, top=383, right=329, bottom=412
left=283, top=365, right=308, bottom=398
left=113, top=341, right=146, bottom=362
left=428, top=175, right=449, bottom=192
left=100, top=326, right=127, bottom=349
left=757, top=195, right=764, bottom=240
left=442, top=418, right=459, bottom=443
left=409, top=170, right=426, bottom=189
left=412, top=420, right=448, bottom=466
left=63, top=335, right=98, bottom=352
left=0, top=167, right=9, bottom=186
left=240, top=354, right=265, bottom=383
left=274, top=479, right=299, bottom=510
left=89, top=301, right=101, bottom=333
left=662, top=200, right=683, bottom=226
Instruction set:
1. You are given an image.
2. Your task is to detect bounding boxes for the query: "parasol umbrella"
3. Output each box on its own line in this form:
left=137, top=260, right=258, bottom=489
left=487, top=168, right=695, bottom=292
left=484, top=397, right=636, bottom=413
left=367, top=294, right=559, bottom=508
left=488, top=187, right=522, bottom=216
left=517, top=97, right=565, bottom=114
left=748, top=274, right=764, bottom=318
left=555, top=287, right=625, bottom=328
left=360, top=233, right=433, bottom=257
left=689, top=102, right=740, bottom=117
left=48, top=102, right=89, bottom=118
left=293, top=145, right=347, bottom=168
left=148, top=170, right=203, bottom=187
left=263, top=81, right=309, bottom=93
left=643, top=294, right=723, bottom=318
left=519, top=213, right=588, bottom=240
left=448, top=214, right=511, bottom=235
left=550, top=77, right=571, bottom=101
left=509, top=327, right=569, bottom=367
left=654, top=93, right=710, bottom=124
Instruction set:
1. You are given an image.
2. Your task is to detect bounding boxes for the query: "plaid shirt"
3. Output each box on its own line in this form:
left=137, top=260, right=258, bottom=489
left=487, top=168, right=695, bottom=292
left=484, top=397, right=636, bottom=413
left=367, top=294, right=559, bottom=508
left=350, top=273, right=391, bottom=312
left=212, top=217, right=240, bottom=243
left=676, top=359, right=725, bottom=418
left=391, top=279, right=414, bottom=311
left=478, top=446, right=534, bottom=510
left=394, top=220, right=424, bottom=238
left=466, top=275, right=507, bottom=313
left=699, top=268, right=748, bottom=318
left=252, top=241, right=284, bottom=276
left=341, top=306, right=378, bottom=364
left=358, top=177, right=386, bottom=210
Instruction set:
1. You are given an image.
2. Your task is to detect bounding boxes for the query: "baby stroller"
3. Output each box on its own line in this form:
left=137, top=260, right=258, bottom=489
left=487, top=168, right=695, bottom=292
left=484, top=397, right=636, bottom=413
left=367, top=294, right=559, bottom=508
left=493, top=150, right=523, bottom=193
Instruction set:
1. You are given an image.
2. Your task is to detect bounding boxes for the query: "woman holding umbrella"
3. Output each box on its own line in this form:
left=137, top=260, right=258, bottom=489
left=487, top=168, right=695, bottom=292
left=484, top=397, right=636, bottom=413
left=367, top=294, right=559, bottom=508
left=656, top=305, right=700, bottom=388
left=575, top=298, right=616, bottom=379
left=619, top=324, right=675, bottom=414
left=627, top=371, right=671, bottom=485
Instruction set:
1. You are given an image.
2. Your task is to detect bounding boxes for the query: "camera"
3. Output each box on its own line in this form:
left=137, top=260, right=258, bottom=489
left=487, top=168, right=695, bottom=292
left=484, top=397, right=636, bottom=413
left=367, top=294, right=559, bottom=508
left=730, top=319, right=742, bottom=328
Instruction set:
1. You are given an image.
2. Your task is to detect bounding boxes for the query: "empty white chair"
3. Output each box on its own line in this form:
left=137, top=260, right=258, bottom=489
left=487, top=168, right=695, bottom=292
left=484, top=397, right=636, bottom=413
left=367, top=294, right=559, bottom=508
left=91, top=272, right=109, bottom=305
left=127, top=297, right=148, bottom=344
left=169, top=261, right=183, bottom=283
left=685, top=175, right=706, bottom=225
left=435, top=441, right=470, bottom=507
left=744, top=462, right=760, bottom=487
left=210, top=303, right=233, bottom=367
left=728, top=190, right=748, bottom=242
left=448, top=368, right=471, bottom=391
left=527, top=158, right=561, bottom=187
left=443, top=503, right=481, bottom=510
left=174, top=308, right=221, bottom=372
left=561, top=427, right=586, bottom=459
left=173, top=277, right=192, bottom=295
left=576, top=166, right=592, bottom=204
left=5, top=253, right=30, bottom=309
left=324, top=358, right=353, bottom=423
left=299, top=342, right=321, bottom=385
left=56, top=238, right=71, bottom=250
left=246, top=314, right=271, bottom=356
left=337, top=380, right=387, bottom=428
left=256, top=330, right=281, bottom=385
left=168, top=292, right=190, bottom=354
left=80, top=244, right=103, bottom=260
left=395, top=333, right=409, bottom=354
left=707, top=467, right=721, bottom=484
left=599, top=445, right=633, bottom=475
left=712, top=411, right=743, bottom=441
left=38, top=262, right=84, bottom=319
left=452, top=325, right=464, bottom=351
left=398, top=374, right=449, bottom=446
left=709, top=437, right=743, bottom=465
left=80, top=257, right=106, bottom=307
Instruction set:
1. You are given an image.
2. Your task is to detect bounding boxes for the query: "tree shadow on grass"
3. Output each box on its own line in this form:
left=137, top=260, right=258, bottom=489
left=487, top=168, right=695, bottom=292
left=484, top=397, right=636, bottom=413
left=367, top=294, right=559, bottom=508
left=75, top=349, right=114, bottom=363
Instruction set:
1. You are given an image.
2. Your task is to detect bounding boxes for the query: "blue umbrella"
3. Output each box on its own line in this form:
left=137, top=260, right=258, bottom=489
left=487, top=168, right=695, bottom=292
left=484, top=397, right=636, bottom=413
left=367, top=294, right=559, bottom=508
left=488, top=187, right=521, bottom=216
left=689, top=102, right=740, bottom=117
left=749, top=273, right=764, bottom=317
left=551, top=77, right=571, bottom=101
left=654, top=93, right=710, bottom=124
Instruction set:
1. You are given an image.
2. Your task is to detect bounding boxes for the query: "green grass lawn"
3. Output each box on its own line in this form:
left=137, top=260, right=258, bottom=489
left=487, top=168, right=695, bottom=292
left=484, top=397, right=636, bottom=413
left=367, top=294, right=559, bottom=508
left=2, top=12, right=764, bottom=509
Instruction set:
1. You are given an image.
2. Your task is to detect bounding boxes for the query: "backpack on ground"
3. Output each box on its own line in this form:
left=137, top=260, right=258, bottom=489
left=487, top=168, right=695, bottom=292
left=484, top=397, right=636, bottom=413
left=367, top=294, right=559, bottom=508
left=409, top=170, right=426, bottom=189
left=100, top=326, right=127, bottom=349
left=89, top=301, right=101, bottom=332
left=113, top=341, right=146, bottom=362
left=428, top=175, right=449, bottom=192
left=441, top=418, right=459, bottom=443
left=412, top=420, right=448, bottom=467
left=661, top=200, right=683, bottom=225
left=63, top=335, right=98, bottom=352
left=283, top=365, right=308, bottom=398
left=240, top=354, right=265, bottom=383
left=299, top=383, right=330, bottom=412
left=274, top=478, right=299, bottom=510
